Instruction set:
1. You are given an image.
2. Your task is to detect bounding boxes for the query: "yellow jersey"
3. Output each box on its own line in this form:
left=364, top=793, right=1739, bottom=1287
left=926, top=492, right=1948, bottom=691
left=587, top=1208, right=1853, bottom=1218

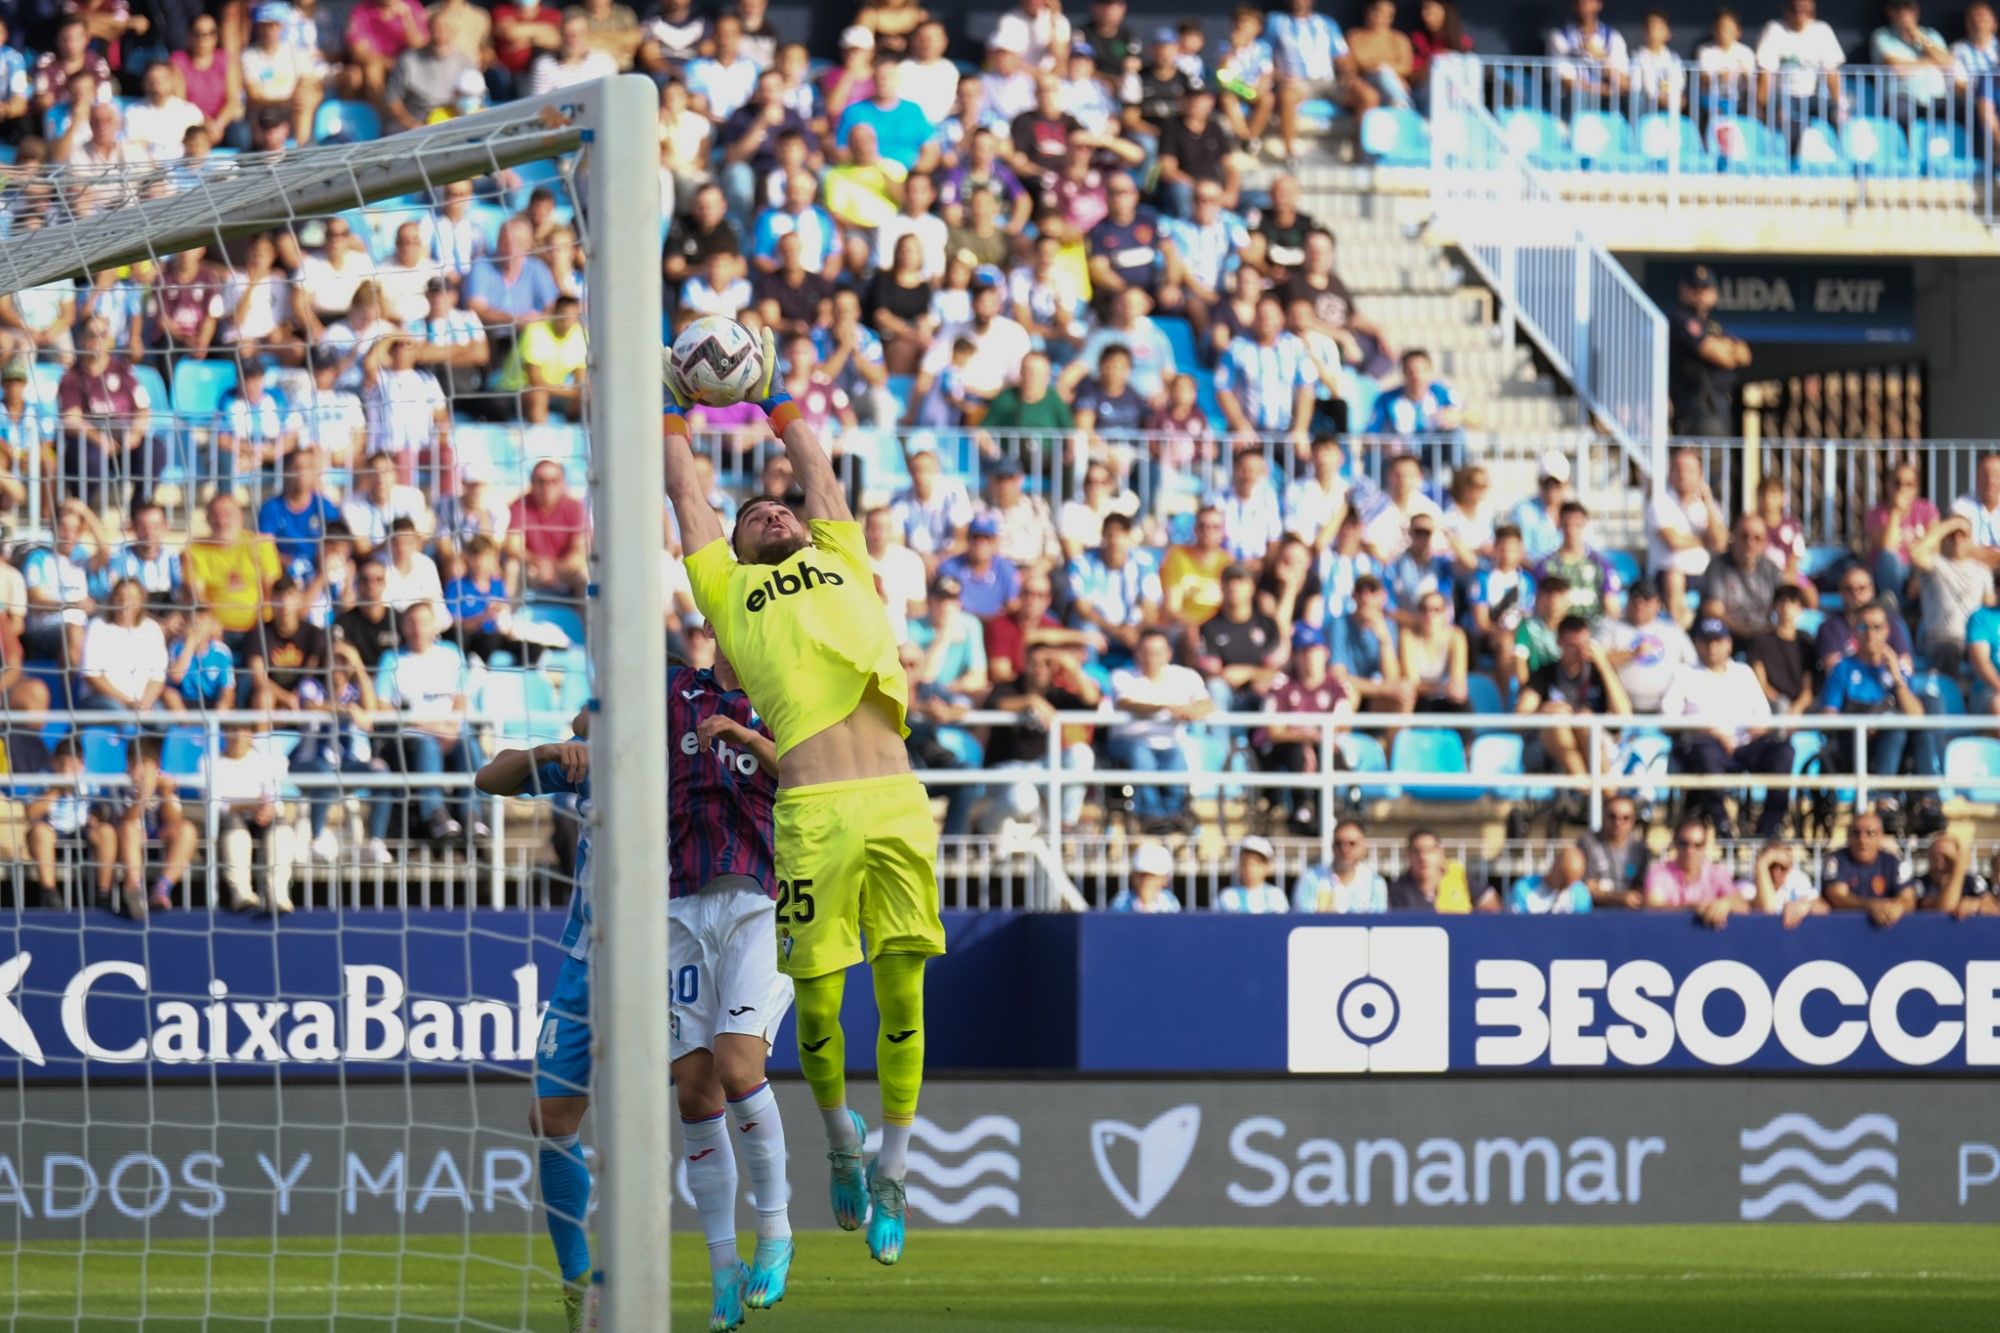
left=185, top=535, right=280, bottom=633
left=685, top=518, right=909, bottom=759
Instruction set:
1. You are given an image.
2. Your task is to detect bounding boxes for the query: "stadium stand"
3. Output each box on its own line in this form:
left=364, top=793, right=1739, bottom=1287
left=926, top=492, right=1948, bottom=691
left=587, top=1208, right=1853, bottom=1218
left=0, top=0, right=1991, bottom=929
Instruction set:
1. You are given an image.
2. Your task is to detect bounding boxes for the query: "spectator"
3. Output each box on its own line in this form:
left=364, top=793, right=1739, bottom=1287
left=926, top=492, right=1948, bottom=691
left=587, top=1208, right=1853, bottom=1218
left=1400, top=590, right=1470, bottom=714
left=1161, top=505, right=1232, bottom=630
left=1216, top=835, right=1288, bottom=912
left=30, top=19, right=111, bottom=126
left=1198, top=562, right=1285, bottom=710
left=936, top=514, right=1021, bottom=620
left=1579, top=794, right=1652, bottom=908
left=897, top=20, right=958, bottom=125
left=1955, top=1, right=2000, bottom=149
left=465, top=218, right=559, bottom=344
left=506, top=458, right=589, bottom=599
left=1705, top=513, right=1784, bottom=641
left=890, top=445, right=974, bottom=564
left=906, top=269, right=1031, bottom=422
left=344, top=449, right=435, bottom=554
left=1215, top=295, right=1315, bottom=444
left=444, top=535, right=513, bottom=662
left=1256, top=624, right=1350, bottom=831
left=1085, top=172, right=1171, bottom=312
left=361, top=334, right=451, bottom=488
left=1246, top=172, right=1319, bottom=279
left=23, top=739, right=90, bottom=909
left=1509, top=847, right=1593, bottom=914
left=384, top=25, right=477, bottom=132
left=1629, top=9, right=1688, bottom=108
left=1915, top=831, right=1992, bottom=919
left=1664, top=619, right=1793, bottom=839
left=1388, top=827, right=1482, bottom=912
left=760, top=232, right=839, bottom=339
left=1952, top=451, right=2000, bottom=551
left=984, top=561, right=1086, bottom=683
left=907, top=574, right=990, bottom=699
left=407, top=276, right=491, bottom=407
left=1108, top=626, right=1210, bottom=832
left=946, top=184, right=1014, bottom=272
left=943, top=126, right=1032, bottom=231
left=335, top=560, right=400, bottom=670
left=184, top=493, right=281, bottom=657
left=1284, top=435, right=1350, bottom=542
left=218, top=360, right=299, bottom=495
left=1743, top=839, right=1827, bottom=928
left=1332, top=573, right=1414, bottom=715
left=1255, top=534, right=1323, bottom=638
left=1968, top=599, right=2000, bottom=714
left=204, top=721, right=298, bottom=913
left=1752, top=475, right=1814, bottom=604
left=981, top=460, right=1062, bottom=572
left=168, top=16, right=247, bottom=147
left=531, top=10, right=619, bottom=94
left=379, top=601, right=483, bottom=843
left=1215, top=4, right=1278, bottom=146
left=1268, top=0, right=1371, bottom=163
left=1510, top=451, right=1570, bottom=564
left=1547, top=0, right=1629, bottom=99
left=1750, top=584, right=1817, bottom=714
left=1863, top=461, right=1938, bottom=602
left=1512, top=574, right=1570, bottom=687
left=1111, top=838, right=1183, bottom=913
left=1644, top=814, right=1739, bottom=913
left=840, top=51, right=938, bottom=173
left=1820, top=808, right=1912, bottom=927
left=58, top=315, right=157, bottom=511
left=685, top=12, right=760, bottom=121
left=1912, top=516, right=1995, bottom=671
left=1517, top=614, right=1630, bottom=780
left=106, top=499, right=185, bottom=603
left=1364, top=349, right=1467, bottom=462
left=1213, top=447, right=1285, bottom=563
left=345, top=0, right=430, bottom=104
left=1157, top=86, right=1240, bottom=219
left=1070, top=348, right=1151, bottom=479
left=1470, top=524, right=1536, bottom=676
left=1818, top=600, right=1940, bottom=829
left=1646, top=448, right=1727, bottom=623
left=79, top=578, right=167, bottom=713
left=980, top=639, right=1099, bottom=831
left=1696, top=6, right=1757, bottom=107
left=105, top=735, right=200, bottom=917
left=65, top=102, right=152, bottom=215
left=163, top=609, right=237, bottom=711
left=1383, top=516, right=1454, bottom=630
left=978, top=351, right=1072, bottom=469
left=1873, top=0, right=1953, bottom=118
left=1285, top=229, right=1394, bottom=378
left=290, top=635, right=395, bottom=865
left=1292, top=818, right=1388, bottom=913
left=1156, top=177, right=1243, bottom=337
left=1756, top=0, right=1846, bottom=134
left=1058, top=461, right=1140, bottom=560
left=680, top=250, right=755, bottom=322
left=1537, top=501, right=1620, bottom=624
left=380, top=516, right=449, bottom=627
left=1066, top=510, right=1158, bottom=667
left=493, top=293, right=586, bottom=424
left=1598, top=575, right=1692, bottom=714
left=1067, top=287, right=1178, bottom=405
left=995, top=0, right=1071, bottom=73
left=1816, top=567, right=1912, bottom=673
left=126, top=61, right=205, bottom=160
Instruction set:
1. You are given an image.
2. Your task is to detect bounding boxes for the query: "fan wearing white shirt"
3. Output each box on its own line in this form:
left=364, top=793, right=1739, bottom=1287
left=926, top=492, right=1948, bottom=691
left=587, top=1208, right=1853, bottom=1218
left=124, top=62, right=206, bottom=160
left=382, top=516, right=451, bottom=627
left=1662, top=619, right=1794, bottom=839
left=865, top=505, right=928, bottom=643
left=80, top=579, right=167, bottom=712
left=1696, top=9, right=1758, bottom=107
left=297, top=219, right=380, bottom=330
left=1108, top=627, right=1213, bottom=831
left=206, top=722, right=297, bottom=915
left=343, top=449, right=436, bottom=555
left=377, top=602, right=484, bottom=844
left=1756, top=0, right=1846, bottom=121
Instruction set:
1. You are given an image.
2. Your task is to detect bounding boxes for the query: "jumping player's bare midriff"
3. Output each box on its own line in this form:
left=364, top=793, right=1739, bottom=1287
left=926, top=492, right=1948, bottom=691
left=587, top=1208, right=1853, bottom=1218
left=781, top=691, right=909, bottom=789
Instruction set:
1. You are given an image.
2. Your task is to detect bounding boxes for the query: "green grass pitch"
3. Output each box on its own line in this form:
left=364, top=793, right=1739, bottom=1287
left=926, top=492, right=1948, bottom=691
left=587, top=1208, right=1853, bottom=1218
left=6, top=1226, right=1997, bottom=1330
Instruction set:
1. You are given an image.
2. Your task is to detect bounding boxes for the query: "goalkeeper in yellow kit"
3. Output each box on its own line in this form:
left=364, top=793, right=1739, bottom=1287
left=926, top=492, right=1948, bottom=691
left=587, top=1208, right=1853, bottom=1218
left=664, top=331, right=946, bottom=1267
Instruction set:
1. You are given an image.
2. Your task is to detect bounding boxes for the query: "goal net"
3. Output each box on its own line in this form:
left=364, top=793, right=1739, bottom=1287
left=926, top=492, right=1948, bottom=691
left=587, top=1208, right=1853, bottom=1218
left=0, top=77, right=670, bottom=1329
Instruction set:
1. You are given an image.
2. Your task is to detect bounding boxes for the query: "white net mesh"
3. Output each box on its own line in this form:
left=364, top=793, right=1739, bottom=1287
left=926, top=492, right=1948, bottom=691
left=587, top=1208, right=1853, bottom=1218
left=0, top=93, right=628, bottom=1329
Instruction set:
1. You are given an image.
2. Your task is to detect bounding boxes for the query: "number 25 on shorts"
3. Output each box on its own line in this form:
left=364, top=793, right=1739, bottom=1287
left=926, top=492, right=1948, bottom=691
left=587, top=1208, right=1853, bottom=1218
left=775, top=878, right=816, bottom=925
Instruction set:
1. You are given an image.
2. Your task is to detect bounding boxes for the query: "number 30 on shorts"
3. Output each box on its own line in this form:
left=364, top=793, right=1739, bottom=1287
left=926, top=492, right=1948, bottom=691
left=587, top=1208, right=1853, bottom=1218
left=775, top=878, right=815, bottom=925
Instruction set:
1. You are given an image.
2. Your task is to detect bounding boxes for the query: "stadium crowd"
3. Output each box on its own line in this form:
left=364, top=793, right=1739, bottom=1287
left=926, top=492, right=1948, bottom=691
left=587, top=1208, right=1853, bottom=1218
left=0, top=1, right=1989, bottom=923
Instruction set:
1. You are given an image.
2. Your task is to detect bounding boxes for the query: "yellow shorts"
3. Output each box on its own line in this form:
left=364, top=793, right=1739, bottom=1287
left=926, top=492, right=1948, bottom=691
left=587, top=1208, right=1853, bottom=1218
left=772, top=773, right=947, bottom=979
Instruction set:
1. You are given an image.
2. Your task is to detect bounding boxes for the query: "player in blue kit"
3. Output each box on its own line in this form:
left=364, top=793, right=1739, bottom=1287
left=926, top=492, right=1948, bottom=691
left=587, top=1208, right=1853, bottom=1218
left=475, top=656, right=793, bottom=1333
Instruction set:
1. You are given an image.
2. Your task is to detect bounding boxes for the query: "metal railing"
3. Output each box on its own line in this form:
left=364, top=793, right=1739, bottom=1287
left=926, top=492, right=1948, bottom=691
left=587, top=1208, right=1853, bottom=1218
left=1428, top=55, right=1669, bottom=477
left=1439, top=54, right=1997, bottom=220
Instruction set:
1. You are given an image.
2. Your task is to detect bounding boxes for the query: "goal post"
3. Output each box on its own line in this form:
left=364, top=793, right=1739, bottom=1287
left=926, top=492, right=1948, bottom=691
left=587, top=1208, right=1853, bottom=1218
left=0, top=74, right=671, bottom=1326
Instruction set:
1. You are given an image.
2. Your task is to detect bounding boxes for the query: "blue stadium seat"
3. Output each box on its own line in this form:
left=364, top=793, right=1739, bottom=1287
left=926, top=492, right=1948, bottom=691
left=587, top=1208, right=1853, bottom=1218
left=508, top=154, right=570, bottom=212
left=471, top=201, right=512, bottom=253
left=1466, top=673, right=1506, bottom=721
left=1801, top=546, right=1848, bottom=579
left=170, top=360, right=240, bottom=420
left=1913, top=120, right=1979, bottom=179
left=1793, top=607, right=1825, bottom=638
left=1618, top=729, right=1673, bottom=805
left=81, top=728, right=129, bottom=777
left=362, top=205, right=430, bottom=261
left=1298, top=98, right=1341, bottom=133
left=1360, top=107, right=1431, bottom=167
left=1635, top=112, right=1713, bottom=172
left=885, top=374, right=916, bottom=420
left=1468, top=733, right=1525, bottom=795
left=161, top=728, right=210, bottom=777
left=523, top=424, right=589, bottom=485
left=1794, top=119, right=1847, bottom=176
left=934, top=725, right=983, bottom=768
left=1911, top=669, right=1966, bottom=717
left=862, top=428, right=911, bottom=489
left=1156, top=314, right=1200, bottom=375
left=1499, top=109, right=1575, bottom=170
left=1390, top=728, right=1475, bottom=803
left=1335, top=731, right=1391, bottom=800
left=1842, top=116, right=1915, bottom=175
left=44, top=103, right=71, bottom=142
left=313, top=99, right=382, bottom=143
left=1709, top=115, right=1788, bottom=173
left=1604, top=548, right=1641, bottom=592
left=1341, top=366, right=1379, bottom=435
left=518, top=601, right=585, bottom=646
left=1945, top=736, right=2000, bottom=803
left=1571, top=111, right=1648, bottom=171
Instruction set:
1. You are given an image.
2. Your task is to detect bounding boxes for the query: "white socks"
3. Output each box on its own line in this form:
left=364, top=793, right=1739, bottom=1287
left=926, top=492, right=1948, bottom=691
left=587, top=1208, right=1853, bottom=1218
left=680, top=1112, right=738, bottom=1273
left=726, top=1081, right=791, bottom=1242
left=877, top=1122, right=912, bottom=1181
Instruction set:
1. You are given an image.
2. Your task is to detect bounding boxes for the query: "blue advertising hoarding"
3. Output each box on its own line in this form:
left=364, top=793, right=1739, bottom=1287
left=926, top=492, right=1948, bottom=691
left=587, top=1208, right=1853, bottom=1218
left=1646, top=261, right=1915, bottom=344
left=0, top=913, right=1994, bottom=1079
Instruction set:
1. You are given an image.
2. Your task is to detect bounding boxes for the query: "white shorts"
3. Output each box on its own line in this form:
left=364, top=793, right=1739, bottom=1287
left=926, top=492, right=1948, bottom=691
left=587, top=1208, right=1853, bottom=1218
left=668, top=877, right=794, bottom=1063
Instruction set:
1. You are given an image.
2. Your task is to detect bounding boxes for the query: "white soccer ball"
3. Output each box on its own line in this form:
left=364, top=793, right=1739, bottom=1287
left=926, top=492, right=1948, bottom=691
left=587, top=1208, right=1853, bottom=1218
left=667, top=315, right=764, bottom=407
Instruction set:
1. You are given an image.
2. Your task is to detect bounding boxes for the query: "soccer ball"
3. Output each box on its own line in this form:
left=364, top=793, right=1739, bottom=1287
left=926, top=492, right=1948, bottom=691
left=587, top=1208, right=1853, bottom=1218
left=667, top=316, right=765, bottom=407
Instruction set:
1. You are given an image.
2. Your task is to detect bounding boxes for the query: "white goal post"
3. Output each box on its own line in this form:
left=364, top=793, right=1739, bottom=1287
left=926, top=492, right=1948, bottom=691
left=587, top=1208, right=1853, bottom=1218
left=0, top=74, right=671, bottom=1326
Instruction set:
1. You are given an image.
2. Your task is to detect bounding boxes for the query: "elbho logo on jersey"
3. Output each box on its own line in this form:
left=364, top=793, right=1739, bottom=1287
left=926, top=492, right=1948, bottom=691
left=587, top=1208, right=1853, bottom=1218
left=743, top=563, right=845, bottom=613
left=1286, top=927, right=1452, bottom=1073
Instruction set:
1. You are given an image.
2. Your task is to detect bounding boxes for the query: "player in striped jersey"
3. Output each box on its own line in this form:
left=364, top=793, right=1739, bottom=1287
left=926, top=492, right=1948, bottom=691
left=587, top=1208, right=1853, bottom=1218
left=476, top=655, right=793, bottom=1333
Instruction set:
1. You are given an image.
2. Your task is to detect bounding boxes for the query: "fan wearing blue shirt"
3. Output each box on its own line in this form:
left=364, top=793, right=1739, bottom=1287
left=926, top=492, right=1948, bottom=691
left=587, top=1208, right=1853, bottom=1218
left=1364, top=349, right=1467, bottom=470
left=1508, top=848, right=1594, bottom=914
left=836, top=55, right=939, bottom=173
left=1818, top=601, right=1939, bottom=785
left=257, top=445, right=344, bottom=579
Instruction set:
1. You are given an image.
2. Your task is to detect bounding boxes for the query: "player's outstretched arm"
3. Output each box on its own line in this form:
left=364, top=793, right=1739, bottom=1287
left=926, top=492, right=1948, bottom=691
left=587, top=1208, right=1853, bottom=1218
left=475, top=741, right=588, bottom=796
left=662, top=366, right=727, bottom=553
left=752, top=327, right=851, bottom=523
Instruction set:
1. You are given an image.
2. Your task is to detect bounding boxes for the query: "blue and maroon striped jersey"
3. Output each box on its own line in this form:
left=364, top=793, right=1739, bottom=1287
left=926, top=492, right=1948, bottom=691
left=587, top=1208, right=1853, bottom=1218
left=668, top=665, right=777, bottom=899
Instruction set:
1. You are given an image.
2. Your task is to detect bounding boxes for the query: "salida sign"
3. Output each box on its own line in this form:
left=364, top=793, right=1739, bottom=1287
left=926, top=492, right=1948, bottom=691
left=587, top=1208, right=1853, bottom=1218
left=1648, top=261, right=1914, bottom=344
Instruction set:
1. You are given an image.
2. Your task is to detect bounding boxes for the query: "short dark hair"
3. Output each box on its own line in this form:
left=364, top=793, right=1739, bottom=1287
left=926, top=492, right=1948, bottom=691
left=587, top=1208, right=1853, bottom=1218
left=129, top=735, right=163, bottom=766
left=1559, top=500, right=1590, bottom=520
left=389, top=516, right=419, bottom=535
left=1494, top=523, right=1522, bottom=543
left=1539, top=575, right=1571, bottom=596
left=1557, top=614, right=1591, bottom=636
left=1774, top=583, right=1806, bottom=607
left=1101, top=512, right=1135, bottom=537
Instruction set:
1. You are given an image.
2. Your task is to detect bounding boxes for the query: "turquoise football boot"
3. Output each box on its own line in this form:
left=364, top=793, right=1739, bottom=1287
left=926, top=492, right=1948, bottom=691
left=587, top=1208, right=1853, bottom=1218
left=742, top=1237, right=794, bottom=1309
left=828, top=1109, right=868, bottom=1231
left=864, top=1158, right=906, bottom=1266
left=709, top=1263, right=746, bottom=1332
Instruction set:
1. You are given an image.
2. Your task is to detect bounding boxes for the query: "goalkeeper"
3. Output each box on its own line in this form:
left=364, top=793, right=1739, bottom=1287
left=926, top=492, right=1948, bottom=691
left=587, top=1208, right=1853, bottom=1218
left=665, top=330, right=946, bottom=1268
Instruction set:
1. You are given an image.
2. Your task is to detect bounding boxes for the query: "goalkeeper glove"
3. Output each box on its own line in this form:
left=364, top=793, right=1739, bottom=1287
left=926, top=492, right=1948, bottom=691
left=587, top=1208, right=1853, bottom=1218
left=661, top=347, right=692, bottom=436
left=753, top=327, right=801, bottom=437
